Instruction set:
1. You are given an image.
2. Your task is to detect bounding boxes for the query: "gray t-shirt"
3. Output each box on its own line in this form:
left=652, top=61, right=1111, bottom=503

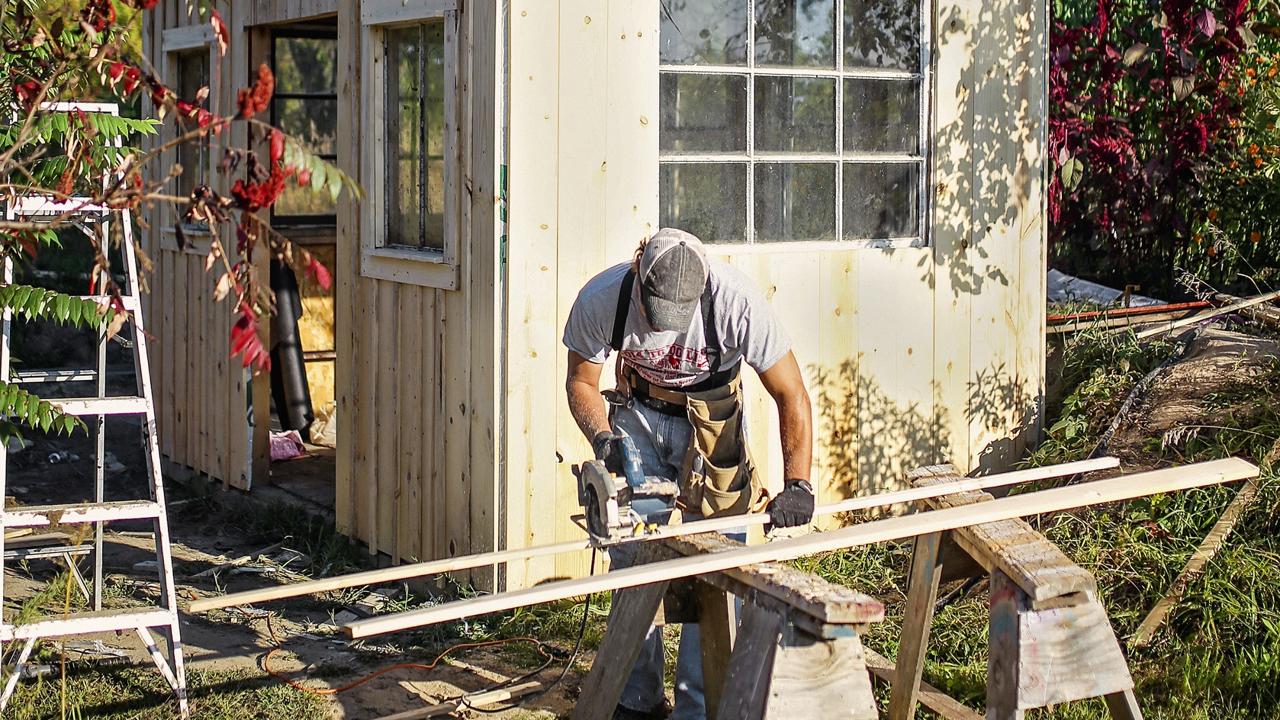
left=563, top=260, right=792, bottom=388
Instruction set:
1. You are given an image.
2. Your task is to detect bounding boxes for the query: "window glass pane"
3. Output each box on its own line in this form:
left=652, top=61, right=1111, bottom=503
left=659, top=0, right=748, bottom=65
left=844, top=0, right=920, bottom=71
left=274, top=36, right=337, bottom=94
left=755, top=162, right=836, bottom=242
left=660, top=73, right=747, bottom=154
left=844, top=79, right=919, bottom=153
left=276, top=183, right=336, bottom=216
left=660, top=163, right=748, bottom=244
left=842, top=162, right=919, bottom=239
left=175, top=49, right=209, bottom=203
left=754, top=0, right=835, bottom=68
left=273, top=98, right=337, bottom=155
left=385, top=22, right=446, bottom=252
left=754, top=76, right=835, bottom=153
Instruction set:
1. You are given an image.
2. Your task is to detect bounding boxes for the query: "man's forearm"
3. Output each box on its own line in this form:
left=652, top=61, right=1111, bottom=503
left=777, top=392, right=813, bottom=483
left=567, top=380, right=611, bottom=441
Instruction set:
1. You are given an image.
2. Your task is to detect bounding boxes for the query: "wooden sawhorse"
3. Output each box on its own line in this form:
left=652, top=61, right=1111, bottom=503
left=572, top=532, right=885, bottom=720
left=884, top=464, right=1142, bottom=720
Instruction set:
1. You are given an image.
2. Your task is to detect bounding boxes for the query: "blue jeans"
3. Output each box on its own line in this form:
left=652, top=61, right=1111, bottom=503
left=608, top=400, right=744, bottom=720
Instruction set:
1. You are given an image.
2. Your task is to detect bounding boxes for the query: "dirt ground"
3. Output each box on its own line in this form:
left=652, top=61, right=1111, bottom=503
left=2, top=418, right=583, bottom=719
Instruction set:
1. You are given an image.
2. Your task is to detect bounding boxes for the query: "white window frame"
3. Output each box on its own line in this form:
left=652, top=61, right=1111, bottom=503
left=359, top=0, right=460, bottom=289
left=160, top=24, right=217, bottom=254
left=658, top=0, right=933, bottom=250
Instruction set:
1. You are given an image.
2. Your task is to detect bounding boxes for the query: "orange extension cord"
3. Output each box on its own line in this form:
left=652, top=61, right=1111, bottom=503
left=259, top=614, right=553, bottom=697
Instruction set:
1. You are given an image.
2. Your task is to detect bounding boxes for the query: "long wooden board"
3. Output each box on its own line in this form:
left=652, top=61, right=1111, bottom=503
left=188, top=457, right=1118, bottom=613
left=342, top=459, right=1256, bottom=638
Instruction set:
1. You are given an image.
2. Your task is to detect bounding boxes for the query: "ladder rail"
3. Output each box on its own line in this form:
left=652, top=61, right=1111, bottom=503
left=0, top=102, right=188, bottom=716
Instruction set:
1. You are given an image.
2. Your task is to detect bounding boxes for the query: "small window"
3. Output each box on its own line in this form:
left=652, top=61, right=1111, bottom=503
left=658, top=0, right=931, bottom=247
left=271, top=28, right=339, bottom=224
left=359, top=0, right=458, bottom=289
left=384, top=22, right=446, bottom=251
left=174, top=48, right=210, bottom=217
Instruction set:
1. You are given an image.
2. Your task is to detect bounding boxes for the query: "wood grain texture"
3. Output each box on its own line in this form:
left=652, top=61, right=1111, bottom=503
left=717, top=600, right=782, bottom=720
left=1013, top=591, right=1134, bottom=709
left=570, top=581, right=670, bottom=720
left=864, top=648, right=984, bottom=720
left=697, top=582, right=737, bottom=717
left=987, top=570, right=1025, bottom=720
left=333, top=0, right=360, bottom=537
left=889, top=532, right=945, bottom=720
left=912, top=465, right=1097, bottom=603
left=340, top=459, right=1256, bottom=637
left=766, top=628, right=877, bottom=719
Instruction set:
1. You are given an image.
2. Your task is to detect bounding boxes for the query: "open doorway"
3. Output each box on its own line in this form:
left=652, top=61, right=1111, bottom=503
left=261, top=17, right=339, bottom=509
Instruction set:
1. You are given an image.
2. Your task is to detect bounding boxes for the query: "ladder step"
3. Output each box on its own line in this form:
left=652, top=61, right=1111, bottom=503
left=52, top=396, right=148, bottom=416
left=12, top=368, right=135, bottom=384
left=3, top=500, right=162, bottom=528
left=0, top=607, right=174, bottom=642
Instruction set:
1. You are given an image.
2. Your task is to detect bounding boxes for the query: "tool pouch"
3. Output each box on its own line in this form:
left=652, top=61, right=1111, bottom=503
left=680, top=378, right=762, bottom=518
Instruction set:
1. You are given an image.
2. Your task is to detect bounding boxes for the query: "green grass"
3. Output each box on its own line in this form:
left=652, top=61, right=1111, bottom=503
left=6, top=666, right=330, bottom=720
left=801, top=328, right=1280, bottom=719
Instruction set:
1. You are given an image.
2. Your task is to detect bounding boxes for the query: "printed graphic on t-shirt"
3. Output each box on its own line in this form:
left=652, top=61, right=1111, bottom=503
left=622, top=344, right=711, bottom=387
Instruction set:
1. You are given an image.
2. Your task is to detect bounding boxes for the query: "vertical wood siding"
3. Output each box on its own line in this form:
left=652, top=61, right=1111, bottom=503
left=334, top=0, right=501, bottom=573
left=143, top=0, right=251, bottom=491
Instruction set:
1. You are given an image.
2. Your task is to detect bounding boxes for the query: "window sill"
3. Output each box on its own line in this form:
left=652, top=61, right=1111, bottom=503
left=702, top=237, right=927, bottom=255
left=360, top=246, right=458, bottom=289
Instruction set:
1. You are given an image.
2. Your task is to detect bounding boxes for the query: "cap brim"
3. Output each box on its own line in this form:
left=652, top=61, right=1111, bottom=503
left=641, top=292, right=698, bottom=332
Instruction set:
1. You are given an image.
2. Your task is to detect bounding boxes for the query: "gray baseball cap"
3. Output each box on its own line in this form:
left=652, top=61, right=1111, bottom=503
left=638, top=228, right=709, bottom=332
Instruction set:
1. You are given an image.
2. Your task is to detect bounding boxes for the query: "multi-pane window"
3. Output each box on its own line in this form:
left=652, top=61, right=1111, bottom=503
left=174, top=49, right=209, bottom=210
left=384, top=22, right=447, bottom=252
left=659, top=0, right=929, bottom=246
left=271, top=29, right=338, bottom=222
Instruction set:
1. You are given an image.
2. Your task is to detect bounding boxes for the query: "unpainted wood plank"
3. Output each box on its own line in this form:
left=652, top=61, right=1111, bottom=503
left=398, top=285, right=423, bottom=563
left=160, top=250, right=175, bottom=462
left=1131, top=478, right=1259, bottom=647
left=464, top=0, right=500, bottom=585
left=504, top=0, right=561, bottom=588
left=355, top=274, right=379, bottom=552
left=550, top=0, right=608, bottom=584
left=889, top=531, right=945, bottom=720
left=376, top=282, right=400, bottom=557
left=1103, top=690, right=1145, bottom=720
left=987, top=570, right=1025, bottom=720
left=338, top=459, right=1257, bottom=637
left=424, top=291, right=445, bottom=561
left=1015, top=589, right=1134, bottom=709
left=864, top=647, right=984, bottom=720
left=814, top=250, right=858, bottom=524
left=333, top=0, right=361, bottom=536
left=570, top=581, right=671, bottom=720
left=697, top=582, right=736, bottom=717
left=660, top=533, right=884, bottom=625
left=855, top=248, right=936, bottom=495
left=766, top=628, right=877, bottom=719
left=913, top=468, right=1096, bottom=603
left=717, top=600, right=782, bottom=720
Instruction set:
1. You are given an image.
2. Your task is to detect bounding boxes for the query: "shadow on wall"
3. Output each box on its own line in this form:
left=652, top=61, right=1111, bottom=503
left=811, top=359, right=1039, bottom=500
left=924, top=1, right=1037, bottom=296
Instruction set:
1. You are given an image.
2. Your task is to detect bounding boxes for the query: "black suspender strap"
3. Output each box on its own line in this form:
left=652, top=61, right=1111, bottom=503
left=610, top=268, right=635, bottom=352
left=701, top=281, right=721, bottom=376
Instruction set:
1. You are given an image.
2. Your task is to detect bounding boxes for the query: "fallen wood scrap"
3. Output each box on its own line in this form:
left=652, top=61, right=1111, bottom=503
left=373, top=681, right=542, bottom=720
left=863, top=647, right=982, bottom=720
left=190, top=542, right=285, bottom=579
left=1047, top=301, right=1211, bottom=336
left=1132, top=289, right=1280, bottom=340
left=188, top=457, right=1118, bottom=613
left=1130, top=477, right=1261, bottom=648
left=1213, top=292, right=1280, bottom=328
left=341, top=458, right=1257, bottom=639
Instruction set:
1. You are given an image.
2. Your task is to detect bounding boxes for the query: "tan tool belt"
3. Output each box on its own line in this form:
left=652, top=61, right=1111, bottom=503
left=617, top=363, right=762, bottom=518
left=678, top=377, right=764, bottom=519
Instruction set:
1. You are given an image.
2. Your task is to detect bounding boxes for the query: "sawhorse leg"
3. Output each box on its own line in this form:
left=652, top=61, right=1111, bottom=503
left=889, top=531, right=945, bottom=720
left=571, top=581, right=670, bottom=720
left=698, top=582, right=737, bottom=718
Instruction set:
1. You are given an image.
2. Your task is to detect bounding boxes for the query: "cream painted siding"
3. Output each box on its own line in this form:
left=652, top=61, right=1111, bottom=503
left=503, top=0, right=1046, bottom=584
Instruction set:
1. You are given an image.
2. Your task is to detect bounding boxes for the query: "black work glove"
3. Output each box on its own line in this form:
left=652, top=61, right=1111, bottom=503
left=591, top=431, right=626, bottom=474
left=766, top=479, right=815, bottom=529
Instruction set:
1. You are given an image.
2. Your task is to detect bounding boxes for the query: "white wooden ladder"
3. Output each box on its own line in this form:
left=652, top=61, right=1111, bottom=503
left=0, top=104, right=188, bottom=717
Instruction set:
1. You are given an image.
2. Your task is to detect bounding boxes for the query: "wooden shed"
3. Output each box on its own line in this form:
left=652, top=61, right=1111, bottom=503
left=142, top=0, right=1047, bottom=589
